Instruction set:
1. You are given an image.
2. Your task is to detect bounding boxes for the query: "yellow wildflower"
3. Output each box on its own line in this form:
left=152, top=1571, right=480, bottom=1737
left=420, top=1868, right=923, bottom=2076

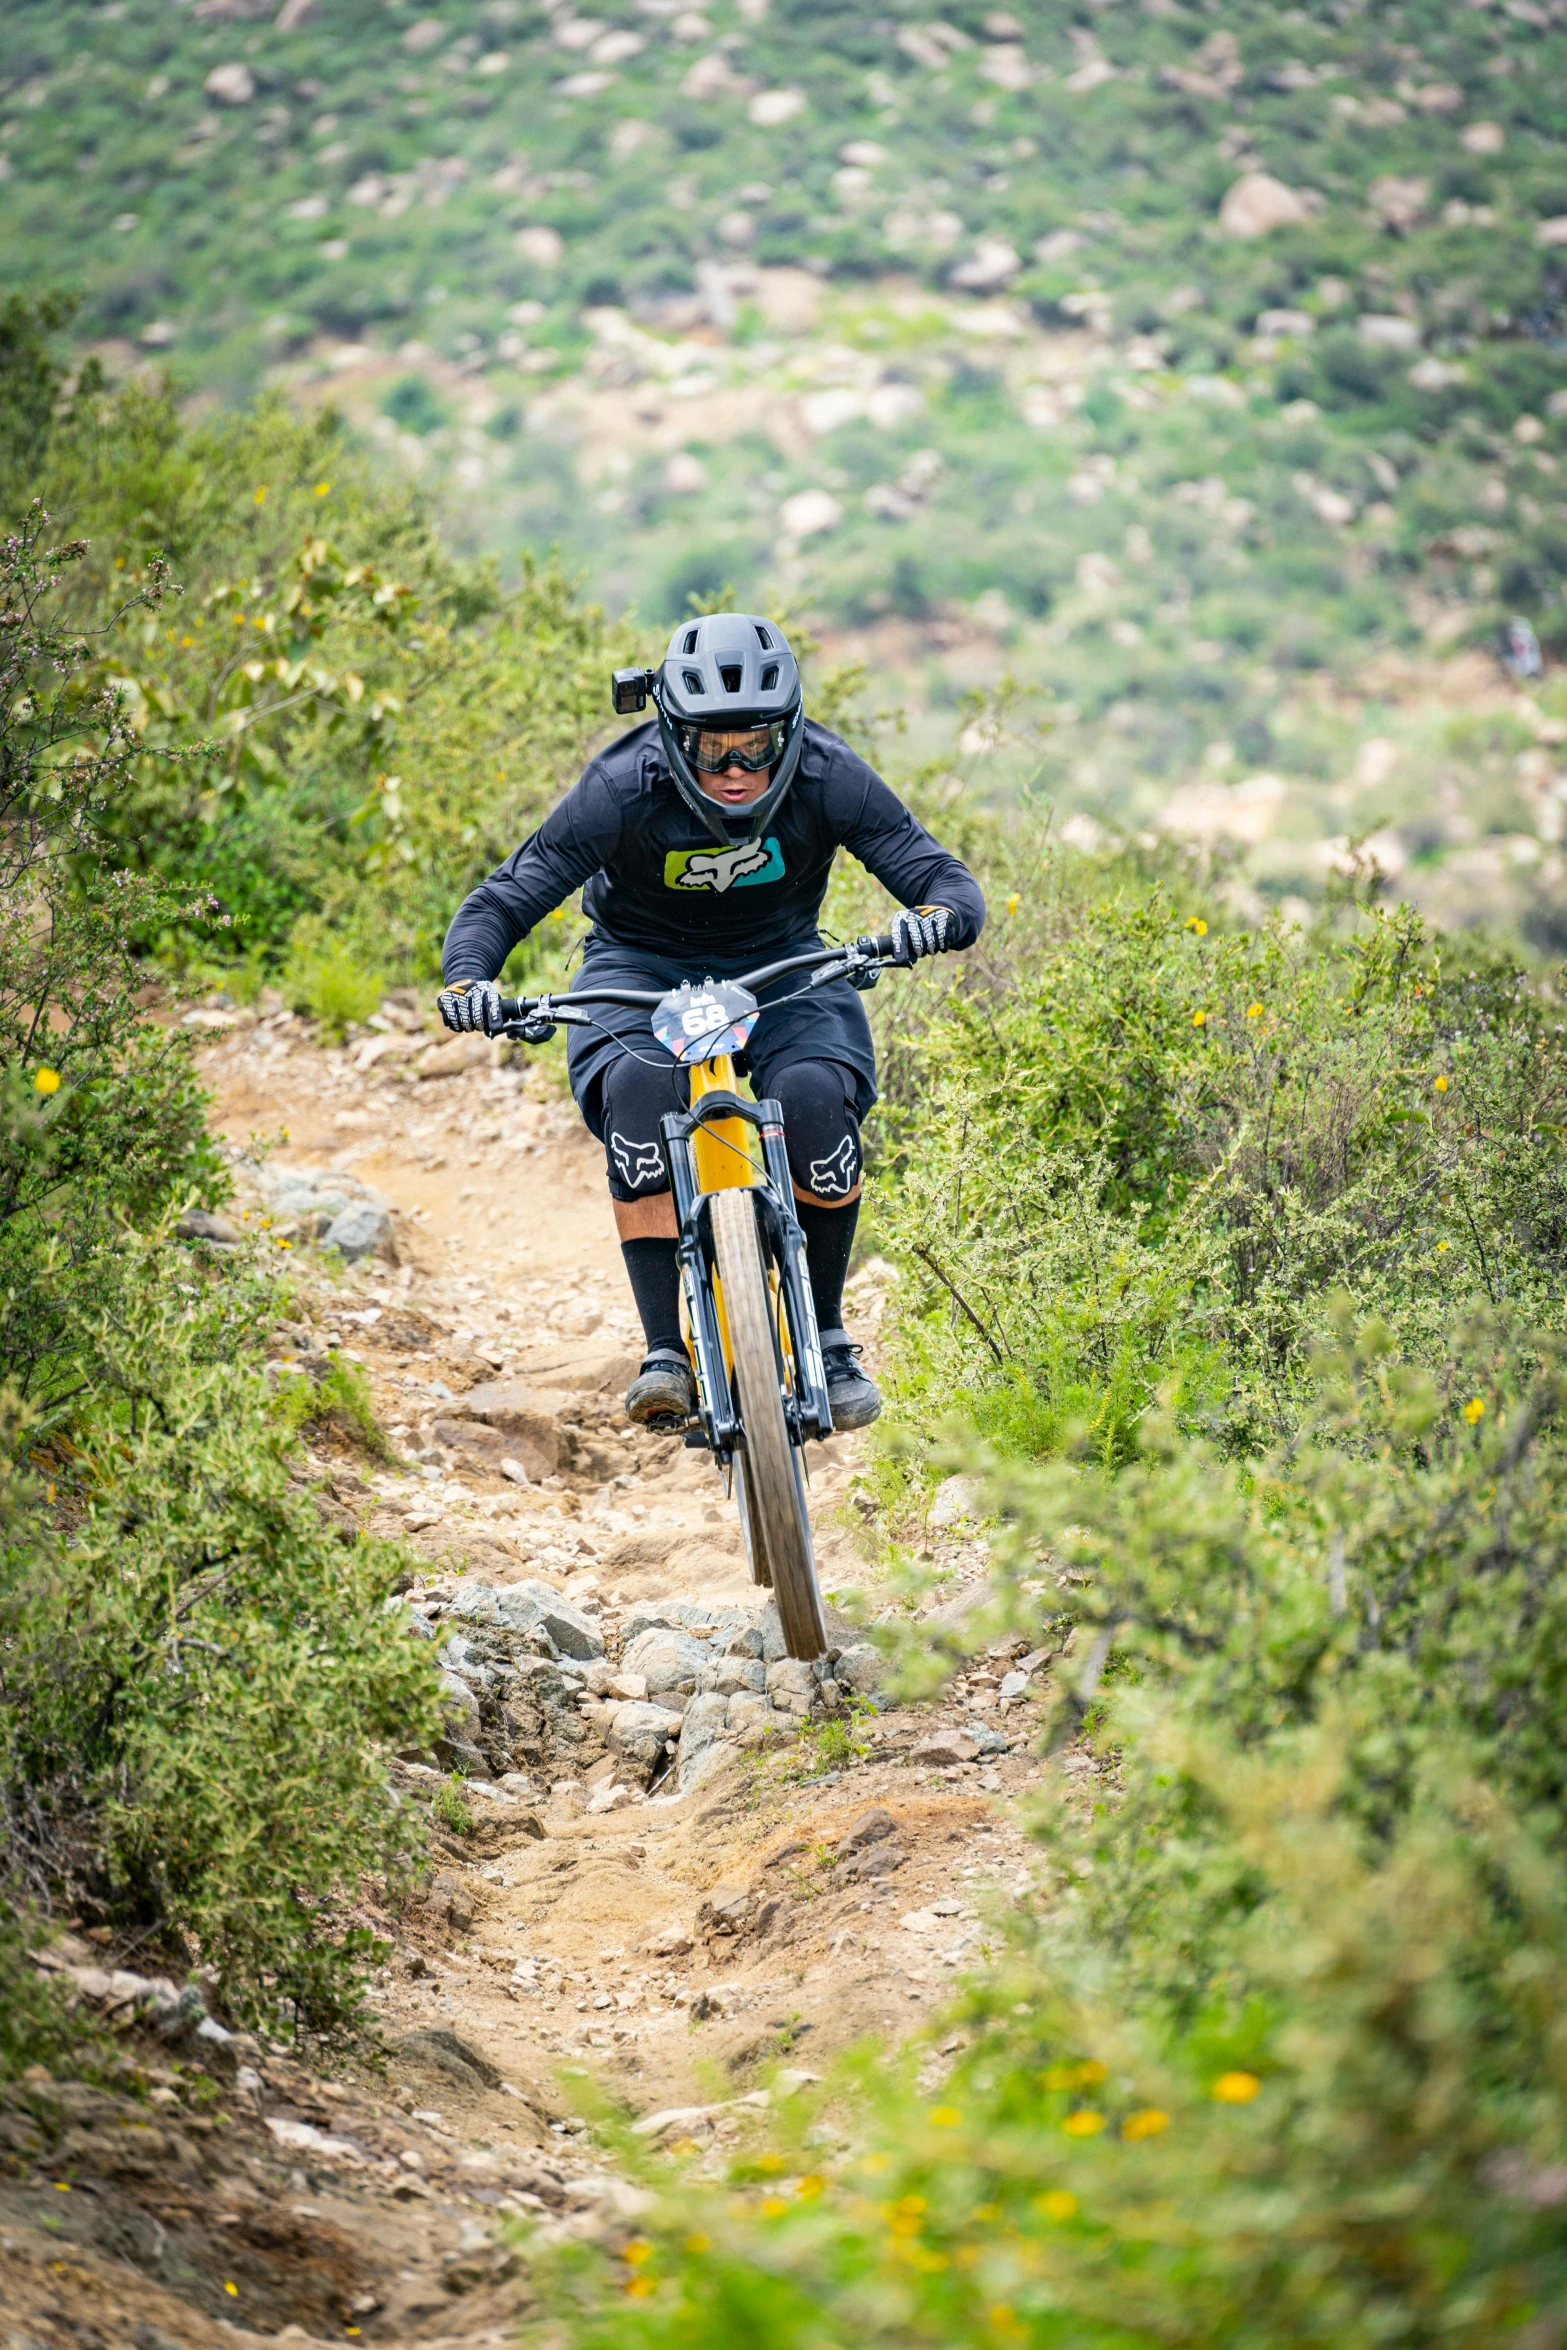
left=1188, top=916, right=1208, bottom=935
left=1063, top=2110, right=1105, bottom=2136
left=1123, top=2109, right=1169, bottom=2141
left=224, top=2281, right=239, bottom=2296
left=33, top=1067, right=61, bottom=1095
left=1192, top=1009, right=1207, bottom=1027
left=1212, top=2071, right=1261, bottom=2103
left=1434, top=1073, right=1448, bottom=1091
left=315, top=480, right=332, bottom=496
left=1037, top=2189, right=1078, bottom=2219
left=1006, top=892, right=1020, bottom=916
left=1464, top=1397, right=1485, bottom=1424
left=930, top=2105, right=963, bottom=2128
left=762, top=2196, right=790, bottom=2218
left=624, top=2240, right=652, bottom=2266
left=1246, top=1002, right=1263, bottom=1019
left=684, top=2233, right=711, bottom=2254
left=254, top=486, right=267, bottom=505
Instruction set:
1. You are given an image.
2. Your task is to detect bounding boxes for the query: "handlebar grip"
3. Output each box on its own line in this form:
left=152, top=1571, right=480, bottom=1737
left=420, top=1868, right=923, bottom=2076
left=497, top=997, right=524, bottom=1023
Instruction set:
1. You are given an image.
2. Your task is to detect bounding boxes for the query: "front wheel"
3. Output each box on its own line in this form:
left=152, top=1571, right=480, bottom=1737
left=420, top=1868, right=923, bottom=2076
left=710, top=1186, right=826, bottom=1660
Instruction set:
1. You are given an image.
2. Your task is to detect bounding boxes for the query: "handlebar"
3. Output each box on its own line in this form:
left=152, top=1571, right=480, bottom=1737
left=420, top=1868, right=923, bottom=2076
left=492, top=932, right=906, bottom=1033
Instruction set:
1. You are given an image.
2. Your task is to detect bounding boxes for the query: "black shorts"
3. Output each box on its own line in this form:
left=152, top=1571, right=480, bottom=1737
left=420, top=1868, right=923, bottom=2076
left=564, top=929, right=877, bottom=1142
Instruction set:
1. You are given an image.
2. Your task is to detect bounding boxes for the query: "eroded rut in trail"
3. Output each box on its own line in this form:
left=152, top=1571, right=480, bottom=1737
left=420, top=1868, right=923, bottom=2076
left=2, top=1008, right=1063, bottom=2349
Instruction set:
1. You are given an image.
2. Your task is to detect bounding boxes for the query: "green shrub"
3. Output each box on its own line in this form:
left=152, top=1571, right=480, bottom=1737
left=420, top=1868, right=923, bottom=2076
left=874, top=868, right=1567, bottom=1463
left=432, top=1777, right=475, bottom=1838
left=0, top=1237, right=441, bottom=2034
left=273, top=1348, right=397, bottom=1462
left=282, top=929, right=386, bottom=1037
left=0, top=498, right=439, bottom=2049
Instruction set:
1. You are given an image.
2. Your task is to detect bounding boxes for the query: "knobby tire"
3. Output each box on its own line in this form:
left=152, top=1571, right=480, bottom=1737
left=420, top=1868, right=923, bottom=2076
left=709, top=1186, right=827, bottom=1660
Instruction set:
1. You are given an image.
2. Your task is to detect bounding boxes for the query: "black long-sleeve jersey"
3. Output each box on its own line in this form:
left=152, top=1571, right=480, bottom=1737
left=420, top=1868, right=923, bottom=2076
left=441, top=717, right=986, bottom=979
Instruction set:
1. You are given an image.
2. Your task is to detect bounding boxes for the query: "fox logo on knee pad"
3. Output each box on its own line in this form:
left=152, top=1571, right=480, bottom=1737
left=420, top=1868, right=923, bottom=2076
left=807, top=1134, right=860, bottom=1197
left=610, top=1132, right=666, bottom=1190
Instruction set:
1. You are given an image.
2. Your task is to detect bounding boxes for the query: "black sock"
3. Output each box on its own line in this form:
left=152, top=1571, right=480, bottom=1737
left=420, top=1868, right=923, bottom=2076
left=619, top=1236, right=683, bottom=1357
left=795, top=1196, right=859, bottom=1341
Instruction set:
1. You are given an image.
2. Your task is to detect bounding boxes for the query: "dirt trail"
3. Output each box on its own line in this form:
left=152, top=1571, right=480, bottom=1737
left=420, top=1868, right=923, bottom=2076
left=1, top=1009, right=1057, bottom=2349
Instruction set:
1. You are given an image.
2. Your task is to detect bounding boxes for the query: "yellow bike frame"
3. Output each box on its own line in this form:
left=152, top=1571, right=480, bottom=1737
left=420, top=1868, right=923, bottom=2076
left=687, top=1054, right=761, bottom=1193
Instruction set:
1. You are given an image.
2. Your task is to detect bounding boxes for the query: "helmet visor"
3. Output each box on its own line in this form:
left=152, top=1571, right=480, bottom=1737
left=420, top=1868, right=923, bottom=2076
left=681, top=721, right=786, bottom=775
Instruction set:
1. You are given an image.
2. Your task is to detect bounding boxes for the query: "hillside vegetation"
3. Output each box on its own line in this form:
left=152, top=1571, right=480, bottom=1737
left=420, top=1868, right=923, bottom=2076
left=4, top=1, right=1567, bottom=927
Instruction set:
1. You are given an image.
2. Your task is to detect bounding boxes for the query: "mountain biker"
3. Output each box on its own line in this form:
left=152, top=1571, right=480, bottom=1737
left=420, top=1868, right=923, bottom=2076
left=438, top=611, right=984, bottom=1432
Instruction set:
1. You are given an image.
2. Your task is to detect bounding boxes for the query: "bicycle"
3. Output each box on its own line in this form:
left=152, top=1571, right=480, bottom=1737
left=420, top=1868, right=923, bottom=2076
left=489, top=930, right=912, bottom=1661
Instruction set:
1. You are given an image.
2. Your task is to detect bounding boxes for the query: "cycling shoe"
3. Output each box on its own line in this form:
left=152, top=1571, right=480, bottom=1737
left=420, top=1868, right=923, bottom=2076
left=626, top=1347, right=696, bottom=1427
left=820, top=1330, right=881, bottom=1431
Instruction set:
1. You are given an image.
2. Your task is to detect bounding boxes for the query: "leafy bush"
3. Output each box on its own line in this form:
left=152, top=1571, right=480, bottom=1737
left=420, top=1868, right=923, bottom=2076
left=0, top=494, right=441, bottom=2058
left=1, top=1240, right=441, bottom=2032
left=875, top=863, right=1567, bottom=1463
left=273, top=1347, right=398, bottom=1463
left=282, top=928, right=386, bottom=1037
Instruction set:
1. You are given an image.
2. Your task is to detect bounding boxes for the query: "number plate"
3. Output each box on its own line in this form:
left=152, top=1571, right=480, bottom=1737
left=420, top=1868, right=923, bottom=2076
left=651, top=979, right=759, bottom=1063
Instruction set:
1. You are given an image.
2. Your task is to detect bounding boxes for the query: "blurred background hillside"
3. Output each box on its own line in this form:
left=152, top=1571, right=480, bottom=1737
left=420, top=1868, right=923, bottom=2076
left=4, top=0, right=1567, bottom=940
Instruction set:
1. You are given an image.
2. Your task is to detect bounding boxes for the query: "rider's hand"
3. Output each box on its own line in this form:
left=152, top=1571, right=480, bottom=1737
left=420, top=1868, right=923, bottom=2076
left=437, top=979, right=504, bottom=1035
left=889, top=904, right=954, bottom=965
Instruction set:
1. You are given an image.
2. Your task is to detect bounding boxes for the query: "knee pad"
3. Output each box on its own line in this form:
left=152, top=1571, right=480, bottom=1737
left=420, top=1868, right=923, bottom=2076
left=601, top=1054, right=685, bottom=1200
left=769, top=1059, right=863, bottom=1201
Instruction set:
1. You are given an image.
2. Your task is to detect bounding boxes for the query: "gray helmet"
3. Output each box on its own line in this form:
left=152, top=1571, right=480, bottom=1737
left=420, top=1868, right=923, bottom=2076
left=655, top=612, right=805, bottom=847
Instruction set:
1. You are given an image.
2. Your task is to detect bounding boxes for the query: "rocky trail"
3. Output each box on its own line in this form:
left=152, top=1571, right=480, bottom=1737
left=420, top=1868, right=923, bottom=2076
left=2, top=1000, right=1061, bottom=2350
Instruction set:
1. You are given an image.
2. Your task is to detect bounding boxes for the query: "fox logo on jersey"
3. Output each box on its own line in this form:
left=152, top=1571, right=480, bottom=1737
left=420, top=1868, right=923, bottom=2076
left=807, top=1133, right=861, bottom=1198
left=664, top=836, right=786, bottom=893
left=610, top=1132, right=666, bottom=1190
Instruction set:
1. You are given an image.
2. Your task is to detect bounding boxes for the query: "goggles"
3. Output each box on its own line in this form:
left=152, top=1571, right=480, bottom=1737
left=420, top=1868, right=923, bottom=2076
left=681, top=721, right=786, bottom=775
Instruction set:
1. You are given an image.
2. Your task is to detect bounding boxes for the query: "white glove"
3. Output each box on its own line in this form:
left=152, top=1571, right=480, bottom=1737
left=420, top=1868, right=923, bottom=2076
left=437, top=979, right=504, bottom=1035
left=889, top=904, right=954, bottom=964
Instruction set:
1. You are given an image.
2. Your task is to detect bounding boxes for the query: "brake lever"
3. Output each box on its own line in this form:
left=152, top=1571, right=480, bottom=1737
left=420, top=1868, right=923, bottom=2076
left=496, top=1014, right=558, bottom=1043
left=830, top=933, right=890, bottom=993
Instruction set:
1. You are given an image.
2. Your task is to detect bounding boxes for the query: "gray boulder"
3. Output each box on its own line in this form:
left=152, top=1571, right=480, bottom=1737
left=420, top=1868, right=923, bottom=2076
left=323, top=1201, right=397, bottom=1263
left=176, top=1209, right=243, bottom=1245
left=622, top=1625, right=709, bottom=1694
left=676, top=1692, right=733, bottom=1793
left=507, top=1579, right=604, bottom=1660
left=438, top=1669, right=481, bottom=1725
left=703, top=1654, right=766, bottom=1696
left=448, top=1580, right=514, bottom=1630
left=834, top=1642, right=886, bottom=1697
left=609, top=1700, right=683, bottom=1784
left=624, top=1599, right=759, bottom=1647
